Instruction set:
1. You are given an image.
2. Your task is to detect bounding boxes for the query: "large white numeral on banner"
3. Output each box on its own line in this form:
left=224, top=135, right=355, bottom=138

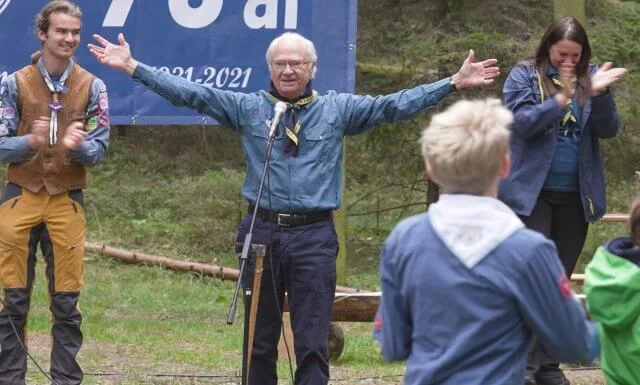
left=284, top=0, right=298, bottom=29
left=244, top=0, right=277, bottom=29
left=103, top=0, right=134, bottom=27
left=0, top=0, right=12, bottom=16
left=168, top=0, right=223, bottom=29
left=244, top=0, right=298, bottom=29
left=103, top=0, right=297, bottom=29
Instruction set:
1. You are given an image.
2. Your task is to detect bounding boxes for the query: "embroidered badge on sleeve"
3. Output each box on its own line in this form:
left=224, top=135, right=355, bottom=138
left=86, top=116, right=98, bottom=131
left=558, top=274, right=573, bottom=300
left=374, top=314, right=382, bottom=332
left=99, top=92, right=108, bottom=110
left=2, top=107, right=14, bottom=119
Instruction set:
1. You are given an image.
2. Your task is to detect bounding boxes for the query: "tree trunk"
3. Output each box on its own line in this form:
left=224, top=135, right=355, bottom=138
left=554, top=0, right=585, bottom=23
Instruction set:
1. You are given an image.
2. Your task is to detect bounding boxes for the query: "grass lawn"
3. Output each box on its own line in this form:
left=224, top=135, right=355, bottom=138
left=18, top=253, right=605, bottom=385
left=21, top=255, right=404, bottom=385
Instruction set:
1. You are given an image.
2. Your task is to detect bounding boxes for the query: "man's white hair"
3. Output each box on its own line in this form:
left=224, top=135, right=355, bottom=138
left=421, top=98, right=513, bottom=194
left=265, top=32, right=318, bottom=78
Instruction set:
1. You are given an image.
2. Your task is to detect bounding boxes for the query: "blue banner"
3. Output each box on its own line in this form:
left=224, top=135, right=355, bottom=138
left=0, top=0, right=357, bottom=125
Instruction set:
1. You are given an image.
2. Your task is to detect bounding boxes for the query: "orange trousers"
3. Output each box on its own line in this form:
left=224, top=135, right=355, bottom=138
left=0, top=183, right=86, bottom=385
left=0, top=185, right=85, bottom=292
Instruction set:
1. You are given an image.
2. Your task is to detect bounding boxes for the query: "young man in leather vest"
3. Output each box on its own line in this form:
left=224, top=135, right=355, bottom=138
left=0, top=2, right=109, bottom=384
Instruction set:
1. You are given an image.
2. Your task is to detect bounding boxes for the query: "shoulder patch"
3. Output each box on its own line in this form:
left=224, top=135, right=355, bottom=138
left=86, top=116, right=98, bottom=131
left=2, top=107, right=14, bottom=119
left=98, top=92, right=108, bottom=110
left=374, top=314, right=382, bottom=332
left=99, top=115, right=109, bottom=128
left=558, top=274, right=573, bottom=300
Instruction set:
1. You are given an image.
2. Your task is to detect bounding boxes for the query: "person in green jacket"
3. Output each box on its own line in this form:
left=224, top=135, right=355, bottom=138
left=585, top=199, right=640, bottom=385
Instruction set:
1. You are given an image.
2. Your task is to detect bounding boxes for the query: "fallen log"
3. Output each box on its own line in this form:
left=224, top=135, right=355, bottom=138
left=601, top=213, right=629, bottom=223
left=572, top=273, right=584, bottom=282
left=85, top=242, right=362, bottom=293
left=332, top=292, right=381, bottom=322
left=85, top=242, right=240, bottom=281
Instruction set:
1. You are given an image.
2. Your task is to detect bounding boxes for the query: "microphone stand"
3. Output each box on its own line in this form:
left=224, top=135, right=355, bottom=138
left=227, top=129, right=278, bottom=385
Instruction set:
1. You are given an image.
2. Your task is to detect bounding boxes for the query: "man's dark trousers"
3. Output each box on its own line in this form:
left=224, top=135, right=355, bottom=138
left=238, top=214, right=338, bottom=385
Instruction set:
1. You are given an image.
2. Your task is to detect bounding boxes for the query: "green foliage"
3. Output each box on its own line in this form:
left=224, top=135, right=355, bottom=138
left=586, top=0, right=640, bottom=179
left=84, top=126, right=244, bottom=267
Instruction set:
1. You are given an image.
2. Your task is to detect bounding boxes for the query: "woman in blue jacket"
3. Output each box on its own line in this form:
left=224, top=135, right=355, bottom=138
left=499, top=17, right=627, bottom=385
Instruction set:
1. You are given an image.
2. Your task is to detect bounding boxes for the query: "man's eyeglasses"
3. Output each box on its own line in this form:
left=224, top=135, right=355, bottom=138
left=271, top=60, right=313, bottom=70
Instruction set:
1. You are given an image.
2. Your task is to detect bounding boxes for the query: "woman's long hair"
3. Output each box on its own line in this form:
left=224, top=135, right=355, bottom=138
left=534, top=16, right=592, bottom=106
left=30, top=0, right=82, bottom=64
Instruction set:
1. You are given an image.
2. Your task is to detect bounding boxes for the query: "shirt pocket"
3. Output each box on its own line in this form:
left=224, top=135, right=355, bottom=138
left=302, top=113, right=339, bottom=161
left=249, top=116, right=283, bottom=160
left=297, top=114, right=341, bottom=198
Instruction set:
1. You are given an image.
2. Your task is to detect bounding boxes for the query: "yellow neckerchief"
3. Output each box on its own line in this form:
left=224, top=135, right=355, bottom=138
left=535, top=70, right=577, bottom=127
left=268, top=92, right=316, bottom=153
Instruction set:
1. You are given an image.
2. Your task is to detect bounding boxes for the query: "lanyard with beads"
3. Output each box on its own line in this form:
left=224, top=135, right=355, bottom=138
left=39, top=59, right=71, bottom=145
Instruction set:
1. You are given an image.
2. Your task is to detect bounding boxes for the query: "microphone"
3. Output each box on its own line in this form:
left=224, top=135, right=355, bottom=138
left=268, top=101, right=287, bottom=140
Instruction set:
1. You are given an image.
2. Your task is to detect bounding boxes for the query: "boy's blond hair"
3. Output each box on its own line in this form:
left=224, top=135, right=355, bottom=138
left=420, top=98, right=513, bottom=194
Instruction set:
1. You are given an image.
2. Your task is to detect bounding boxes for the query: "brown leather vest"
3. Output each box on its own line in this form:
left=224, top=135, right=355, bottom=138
left=7, top=63, right=94, bottom=195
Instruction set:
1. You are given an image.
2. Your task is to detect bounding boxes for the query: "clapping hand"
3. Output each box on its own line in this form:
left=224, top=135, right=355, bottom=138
left=591, top=62, right=628, bottom=95
left=28, top=116, right=49, bottom=150
left=554, top=65, right=575, bottom=108
left=62, top=122, right=88, bottom=151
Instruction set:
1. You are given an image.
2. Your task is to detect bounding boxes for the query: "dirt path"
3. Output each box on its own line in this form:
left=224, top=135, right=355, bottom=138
left=564, top=368, right=606, bottom=385
left=25, top=333, right=606, bottom=385
left=327, top=368, right=605, bottom=385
